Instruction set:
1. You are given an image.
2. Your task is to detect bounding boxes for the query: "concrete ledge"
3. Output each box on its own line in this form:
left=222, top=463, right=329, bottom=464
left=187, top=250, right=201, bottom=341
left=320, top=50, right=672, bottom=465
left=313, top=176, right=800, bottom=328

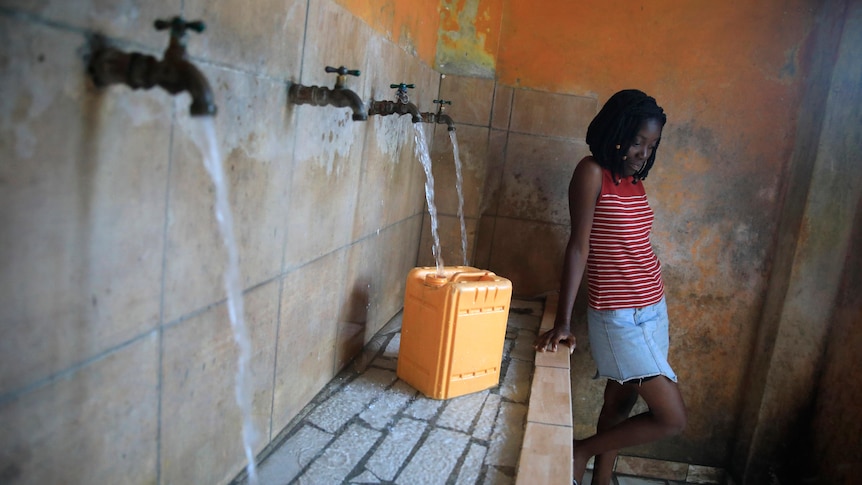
left=516, top=293, right=573, bottom=484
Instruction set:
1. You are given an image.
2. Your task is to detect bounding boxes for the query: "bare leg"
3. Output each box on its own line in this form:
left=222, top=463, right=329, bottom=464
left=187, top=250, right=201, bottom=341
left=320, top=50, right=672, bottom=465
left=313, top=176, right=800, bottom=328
left=573, top=376, right=686, bottom=484
left=589, top=381, right=639, bottom=485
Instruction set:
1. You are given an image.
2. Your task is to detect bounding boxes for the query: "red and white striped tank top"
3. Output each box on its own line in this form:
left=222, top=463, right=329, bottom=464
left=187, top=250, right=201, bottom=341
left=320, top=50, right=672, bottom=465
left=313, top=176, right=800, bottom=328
left=587, top=168, right=664, bottom=310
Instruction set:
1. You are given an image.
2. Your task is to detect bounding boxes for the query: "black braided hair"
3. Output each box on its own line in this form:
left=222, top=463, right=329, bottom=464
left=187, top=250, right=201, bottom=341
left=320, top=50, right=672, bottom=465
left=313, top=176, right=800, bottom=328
left=586, top=89, right=666, bottom=184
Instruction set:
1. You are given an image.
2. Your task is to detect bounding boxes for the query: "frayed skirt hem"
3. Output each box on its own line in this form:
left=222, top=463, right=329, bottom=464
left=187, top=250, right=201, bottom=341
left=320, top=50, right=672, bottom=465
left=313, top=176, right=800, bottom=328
left=592, top=371, right=679, bottom=386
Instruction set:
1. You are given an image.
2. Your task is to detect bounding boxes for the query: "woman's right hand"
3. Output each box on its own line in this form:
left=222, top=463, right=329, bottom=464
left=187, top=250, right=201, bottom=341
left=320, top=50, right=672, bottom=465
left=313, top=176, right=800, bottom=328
left=533, top=326, right=576, bottom=354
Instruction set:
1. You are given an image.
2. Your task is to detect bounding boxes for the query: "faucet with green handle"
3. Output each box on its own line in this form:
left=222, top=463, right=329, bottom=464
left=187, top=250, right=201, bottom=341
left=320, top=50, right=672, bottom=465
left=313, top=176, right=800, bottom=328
left=367, top=83, right=422, bottom=123
left=288, top=66, right=368, bottom=121
left=420, top=99, right=456, bottom=131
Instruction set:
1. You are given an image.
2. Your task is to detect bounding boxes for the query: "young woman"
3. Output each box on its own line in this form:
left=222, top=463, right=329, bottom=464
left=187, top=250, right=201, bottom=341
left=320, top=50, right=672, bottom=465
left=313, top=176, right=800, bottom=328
left=533, top=89, right=686, bottom=485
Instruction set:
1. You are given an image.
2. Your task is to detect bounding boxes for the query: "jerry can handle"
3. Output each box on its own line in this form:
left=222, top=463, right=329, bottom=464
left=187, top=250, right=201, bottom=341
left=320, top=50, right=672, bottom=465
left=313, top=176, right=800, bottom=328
left=450, top=270, right=496, bottom=283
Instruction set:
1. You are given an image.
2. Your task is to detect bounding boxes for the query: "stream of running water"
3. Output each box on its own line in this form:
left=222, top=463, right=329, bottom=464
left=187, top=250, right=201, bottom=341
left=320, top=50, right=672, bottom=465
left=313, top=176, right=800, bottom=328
left=196, top=119, right=259, bottom=485
left=412, top=124, right=444, bottom=276
left=449, top=131, right=468, bottom=266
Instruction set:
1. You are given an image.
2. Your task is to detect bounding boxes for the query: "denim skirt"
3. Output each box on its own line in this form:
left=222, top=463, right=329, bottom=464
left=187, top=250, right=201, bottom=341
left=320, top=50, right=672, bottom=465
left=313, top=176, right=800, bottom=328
left=587, top=297, right=678, bottom=384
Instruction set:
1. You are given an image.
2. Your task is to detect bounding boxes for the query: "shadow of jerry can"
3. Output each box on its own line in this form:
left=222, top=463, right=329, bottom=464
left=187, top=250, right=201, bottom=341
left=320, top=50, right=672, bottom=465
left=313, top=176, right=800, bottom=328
left=396, top=266, right=513, bottom=399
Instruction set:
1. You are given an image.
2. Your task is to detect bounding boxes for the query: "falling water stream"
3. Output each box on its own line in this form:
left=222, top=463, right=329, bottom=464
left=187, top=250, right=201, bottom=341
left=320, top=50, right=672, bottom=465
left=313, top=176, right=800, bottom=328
left=449, top=131, right=468, bottom=266
left=196, top=119, right=259, bottom=485
left=413, top=124, right=444, bottom=275
left=188, top=118, right=453, bottom=483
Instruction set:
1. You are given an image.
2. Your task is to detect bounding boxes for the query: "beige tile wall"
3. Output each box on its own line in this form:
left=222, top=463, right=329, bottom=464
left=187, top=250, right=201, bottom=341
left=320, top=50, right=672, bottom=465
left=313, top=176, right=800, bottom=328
left=418, top=75, right=596, bottom=298
left=484, top=90, right=594, bottom=296
left=161, top=282, right=279, bottom=485
left=1, top=0, right=600, bottom=481
left=0, top=18, right=169, bottom=394
left=0, top=1, right=435, bottom=484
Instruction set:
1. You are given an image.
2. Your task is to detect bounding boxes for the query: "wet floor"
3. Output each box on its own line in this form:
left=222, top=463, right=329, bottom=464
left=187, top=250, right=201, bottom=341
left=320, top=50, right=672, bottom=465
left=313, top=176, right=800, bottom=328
left=233, top=298, right=730, bottom=485
left=235, top=299, right=542, bottom=485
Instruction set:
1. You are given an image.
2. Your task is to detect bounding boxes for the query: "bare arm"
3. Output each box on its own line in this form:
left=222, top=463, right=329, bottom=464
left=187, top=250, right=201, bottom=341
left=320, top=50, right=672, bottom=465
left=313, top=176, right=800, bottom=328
left=533, top=157, right=602, bottom=353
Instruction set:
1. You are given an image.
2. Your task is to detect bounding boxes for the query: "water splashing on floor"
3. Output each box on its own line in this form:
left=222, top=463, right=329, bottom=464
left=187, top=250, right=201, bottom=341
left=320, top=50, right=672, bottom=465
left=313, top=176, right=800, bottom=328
left=196, top=119, right=259, bottom=485
left=413, top=124, right=444, bottom=275
left=449, top=131, right=468, bottom=266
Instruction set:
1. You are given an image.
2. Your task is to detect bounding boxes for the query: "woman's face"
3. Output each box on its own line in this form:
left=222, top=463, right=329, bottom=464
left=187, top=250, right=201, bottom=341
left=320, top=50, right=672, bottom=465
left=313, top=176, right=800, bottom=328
left=621, top=118, right=663, bottom=177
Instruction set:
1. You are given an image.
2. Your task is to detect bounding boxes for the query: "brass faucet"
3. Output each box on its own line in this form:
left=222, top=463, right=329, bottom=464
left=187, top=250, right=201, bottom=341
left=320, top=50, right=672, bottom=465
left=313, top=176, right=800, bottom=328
left=87, top=17, right=217, bottom=116
left=367, top=83, right=421, bottom=123
left=288, top=66, right=368, bottom=121
left=420, top=99, right=456, bottom=131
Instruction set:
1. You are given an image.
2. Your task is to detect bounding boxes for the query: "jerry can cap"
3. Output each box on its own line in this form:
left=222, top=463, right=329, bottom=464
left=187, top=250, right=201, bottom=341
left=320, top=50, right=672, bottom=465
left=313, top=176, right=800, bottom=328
left=424, top=274, right=448, bottom=287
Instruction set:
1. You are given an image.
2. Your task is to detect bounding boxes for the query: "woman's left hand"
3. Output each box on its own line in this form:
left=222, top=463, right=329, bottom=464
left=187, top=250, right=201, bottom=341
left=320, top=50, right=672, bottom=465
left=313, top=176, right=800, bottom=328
left=533, top=327, right=576, bottom=354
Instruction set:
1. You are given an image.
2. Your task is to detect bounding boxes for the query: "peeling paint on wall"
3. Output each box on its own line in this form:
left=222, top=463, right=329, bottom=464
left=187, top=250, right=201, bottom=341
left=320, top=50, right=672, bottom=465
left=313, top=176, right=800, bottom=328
left=435, top=0, right=503, bottom=78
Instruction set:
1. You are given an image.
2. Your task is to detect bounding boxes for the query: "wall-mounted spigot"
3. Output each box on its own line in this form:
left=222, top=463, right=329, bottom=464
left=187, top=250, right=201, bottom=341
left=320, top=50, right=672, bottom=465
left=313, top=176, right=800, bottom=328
left=87, top=16, right=217, bottom=116
left=288, top=66, right=368, bottom=121
left=367, top=83, right=421, bottom=123
left=419, top=99, right=456, bottom=131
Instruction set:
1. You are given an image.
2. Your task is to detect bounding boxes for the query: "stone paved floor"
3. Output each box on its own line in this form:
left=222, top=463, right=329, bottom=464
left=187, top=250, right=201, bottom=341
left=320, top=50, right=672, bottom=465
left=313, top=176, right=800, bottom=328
left=235, top=298, right=731, bottom=485
left=239, top=299, right=543, bottom=485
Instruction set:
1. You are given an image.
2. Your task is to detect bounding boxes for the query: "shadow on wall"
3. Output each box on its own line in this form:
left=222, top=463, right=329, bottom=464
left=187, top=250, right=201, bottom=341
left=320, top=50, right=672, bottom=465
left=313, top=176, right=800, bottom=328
left=340, top=281, right=371, bottom=365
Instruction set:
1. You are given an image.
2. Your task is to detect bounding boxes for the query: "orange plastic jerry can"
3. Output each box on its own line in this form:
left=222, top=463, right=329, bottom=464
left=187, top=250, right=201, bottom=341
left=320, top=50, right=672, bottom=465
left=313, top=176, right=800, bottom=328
left=397, top=266, right=513, bottom=399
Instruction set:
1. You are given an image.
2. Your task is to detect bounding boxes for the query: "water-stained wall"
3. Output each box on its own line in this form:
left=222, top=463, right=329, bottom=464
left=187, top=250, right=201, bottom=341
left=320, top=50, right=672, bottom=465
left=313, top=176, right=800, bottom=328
left=2, top=0, right=860, bottom=483
left=430, top=0, right=861, bottom=482
left=734, top=3, right=862, bottom=482
left=0, top=1, right=441, bottom=483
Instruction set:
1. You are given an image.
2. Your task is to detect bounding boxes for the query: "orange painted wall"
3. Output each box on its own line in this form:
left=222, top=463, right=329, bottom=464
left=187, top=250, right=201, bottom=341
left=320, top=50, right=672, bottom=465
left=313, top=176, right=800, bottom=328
left=436, top=0, right=822, bottom=467
left=497, top=1, right=811, bottom=173
left=492, top=1, right=815, bottom=461
left=335, top=0, right=442, bottom=66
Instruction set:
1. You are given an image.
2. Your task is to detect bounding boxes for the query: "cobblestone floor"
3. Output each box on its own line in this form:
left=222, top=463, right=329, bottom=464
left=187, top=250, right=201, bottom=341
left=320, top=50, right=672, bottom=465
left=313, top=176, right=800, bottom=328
left=240, top=299, right=544, bottom=485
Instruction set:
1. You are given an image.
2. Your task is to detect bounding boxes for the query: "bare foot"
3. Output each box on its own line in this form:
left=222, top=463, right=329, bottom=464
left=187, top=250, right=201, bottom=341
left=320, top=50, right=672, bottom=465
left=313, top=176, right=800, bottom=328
left=573, top=438, right=589, bottom=484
